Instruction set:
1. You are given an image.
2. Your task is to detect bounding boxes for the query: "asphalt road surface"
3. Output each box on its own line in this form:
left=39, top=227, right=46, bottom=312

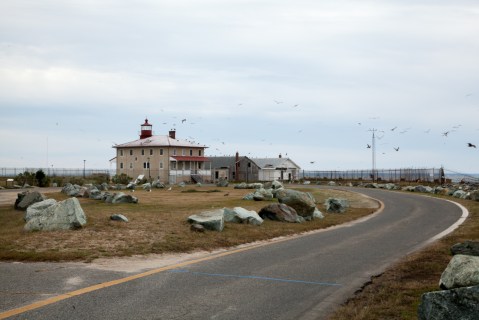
left=0, top=187, right=466, bottom=319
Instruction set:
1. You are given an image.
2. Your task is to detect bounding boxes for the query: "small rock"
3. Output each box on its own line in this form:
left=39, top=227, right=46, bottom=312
left=110, top=214, right=129, bottom=222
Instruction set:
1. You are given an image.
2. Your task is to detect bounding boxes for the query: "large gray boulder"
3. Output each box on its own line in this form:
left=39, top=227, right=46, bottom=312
left=467, top=190, right=479, bottom=201
left=216, top=178, right=229, bottom=187
left=75, top=186, right=89, bottom=198
left=105, top=192, right=138, bottom=204
left=61, top=183, right=81, bottom=196
left=234, top=183, right=263, bottom=189
left=275, top=189, right=317, bottom=218
left=242, top=193, right=255, bottom=201
left=99, top=183, right=109, bottom=191
left=142, top=183, right=152, bottom=191
left=252, top=188, right=274, bottom=201
left=453, top=190, right=467, bottom=199
left=88, top=189, right=104, bottom=200
left=188, top=209, right=224, bottom=231
left=14, top=191, right=46, bottom=210
left=451, top=241, right=479, bottom=256
left=151, top=180, right=165, bottom=189
left=24, top=199, right=57, bottom=222
left=418, top=285, right=479, bottom=320
left=24, top=197, right=87, bottom=231
left=325, top=198, right=349, bottom=213
left=264, top=180, right=284, bottom=190
left=258, top=203, right=304, bottom=223
left=223, top=207, right=263, bottom=225
left=415, top=185, right=433, bottom=193
left=439, top=254, right=479, bottom=289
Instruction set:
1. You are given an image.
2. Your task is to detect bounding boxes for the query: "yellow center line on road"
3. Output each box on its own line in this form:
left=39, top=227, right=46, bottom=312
left=1, top=195, right=385, bottom=319
left=0, top=235, right=294, bottom=319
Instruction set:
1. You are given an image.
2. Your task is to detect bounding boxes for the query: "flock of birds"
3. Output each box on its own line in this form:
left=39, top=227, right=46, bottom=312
left=149, top=100, right=477, bottom=168
left=362, top=121, right=477, bottom=156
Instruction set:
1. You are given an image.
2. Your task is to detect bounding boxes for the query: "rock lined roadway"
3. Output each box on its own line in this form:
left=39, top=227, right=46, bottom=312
left=0, top=187, right=465, bottom=319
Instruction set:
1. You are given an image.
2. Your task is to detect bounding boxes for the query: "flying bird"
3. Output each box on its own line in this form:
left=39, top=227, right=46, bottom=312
left=274, top=100, right=283, bottom=104
left=390, top=126, right=397, bottom=131
left=394, top=147, right=399, bottom=151
left=182, top=119, right=186, bottom=123
left=310, top=161, right=315, bottom=164
left=292, top=104, right=299, bottom=108
left=367, top=144, right=371, bottom=149
left=442, top=131, right=450, bottom=137
left=467, top=143, right=476, bottom=148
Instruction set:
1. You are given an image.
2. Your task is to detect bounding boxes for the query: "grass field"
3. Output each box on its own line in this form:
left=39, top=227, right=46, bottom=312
left=0, top=186, right=376, bottom=262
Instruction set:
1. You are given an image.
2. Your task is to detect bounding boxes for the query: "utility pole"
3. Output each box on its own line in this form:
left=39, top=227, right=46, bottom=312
left=369, top=129, right=377, bottom=182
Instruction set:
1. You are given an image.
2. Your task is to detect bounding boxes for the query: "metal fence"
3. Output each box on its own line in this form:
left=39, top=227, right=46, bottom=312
left=0, top=168, right=115, bottom=178
left=300, top=168, right=444, bottom=183
left=2, top=167, right=476, bottom=184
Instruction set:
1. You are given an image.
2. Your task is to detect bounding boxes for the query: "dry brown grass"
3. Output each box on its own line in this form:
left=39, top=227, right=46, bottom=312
left=328, top=195, right=479, bottom=320
left=0, top=186, right=377, bottom=262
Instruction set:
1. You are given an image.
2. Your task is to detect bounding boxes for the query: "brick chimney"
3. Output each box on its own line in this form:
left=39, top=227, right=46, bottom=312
left=169, top=129, right=176, bottom=139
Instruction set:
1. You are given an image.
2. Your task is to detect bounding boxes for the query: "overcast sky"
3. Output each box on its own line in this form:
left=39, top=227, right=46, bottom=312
left=1, top=0, right=478, bottom=173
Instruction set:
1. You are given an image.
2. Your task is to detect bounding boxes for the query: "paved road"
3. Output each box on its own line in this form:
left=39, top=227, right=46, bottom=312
left=0, top=188, right=466, bottom=319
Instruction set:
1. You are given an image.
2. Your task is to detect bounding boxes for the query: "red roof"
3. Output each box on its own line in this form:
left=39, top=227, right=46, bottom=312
left=171, top=156, right=209, bottom=162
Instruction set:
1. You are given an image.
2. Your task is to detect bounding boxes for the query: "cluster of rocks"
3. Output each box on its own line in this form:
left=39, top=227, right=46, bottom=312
left=188, top=207, right=264, bottom=232
left=418, top=241, right=479, bottom=319
left=61, top=183, right=138, bottom=204
left=14, top=189, right=132, bottom=231
left=348, top=182, right=479, bottom=201
left=239, top=181, right=348, bottom=215
left=239, top=181, right=287, bottom=201
left=188, top=183, right=338, bottom=231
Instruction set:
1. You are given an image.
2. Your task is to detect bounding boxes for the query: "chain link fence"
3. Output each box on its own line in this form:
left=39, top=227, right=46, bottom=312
left=300, top=168, right=445, bottom=183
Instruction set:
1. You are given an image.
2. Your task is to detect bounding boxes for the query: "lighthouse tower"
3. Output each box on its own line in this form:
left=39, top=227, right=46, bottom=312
left=140, top=118, right=153, bottom=139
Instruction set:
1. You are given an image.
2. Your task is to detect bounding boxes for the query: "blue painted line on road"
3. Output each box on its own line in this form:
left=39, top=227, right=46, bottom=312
left=169, top=269, right=341, bottom=287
